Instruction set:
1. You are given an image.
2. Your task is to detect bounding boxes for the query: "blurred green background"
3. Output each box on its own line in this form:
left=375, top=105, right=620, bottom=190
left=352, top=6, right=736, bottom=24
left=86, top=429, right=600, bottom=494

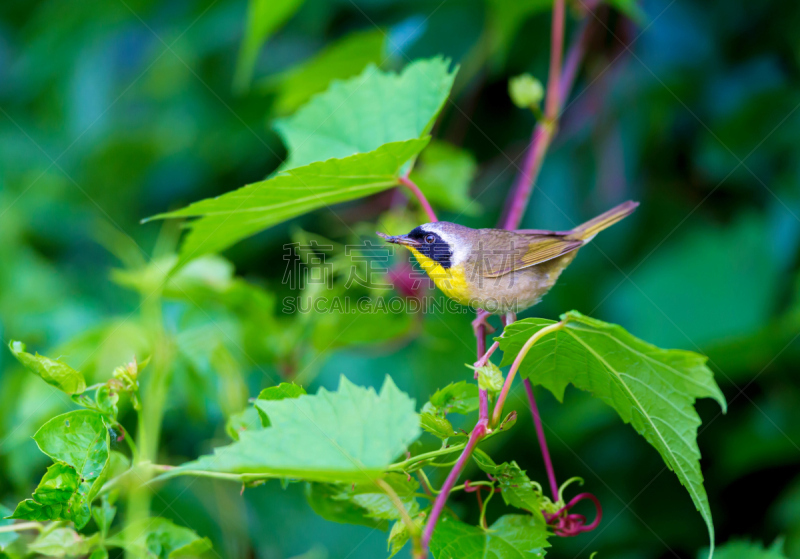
left=2, top=0, right=800, bottom=557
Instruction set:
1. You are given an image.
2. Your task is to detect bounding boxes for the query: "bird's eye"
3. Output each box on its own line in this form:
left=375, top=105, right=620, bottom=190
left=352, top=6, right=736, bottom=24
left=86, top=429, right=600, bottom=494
left=424, top=234, right=435, bottom=244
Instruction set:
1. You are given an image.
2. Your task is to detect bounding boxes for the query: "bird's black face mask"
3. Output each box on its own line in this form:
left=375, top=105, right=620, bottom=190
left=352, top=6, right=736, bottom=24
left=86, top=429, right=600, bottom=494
left=406, top=227, right=453, bottom=269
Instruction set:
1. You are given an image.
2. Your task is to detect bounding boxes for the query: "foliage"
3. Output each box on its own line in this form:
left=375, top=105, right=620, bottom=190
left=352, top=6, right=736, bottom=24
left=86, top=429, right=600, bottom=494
left=1, top=0, right=799, bottom=558
left=708, top=539, right=788, bottom=559
left=171, top=376, right=420, bottom=482
left=149, top=139, right=429, bottom=261
left=8, top=341, right=86, bottom=395
left=499, top=311, right=726, bottom=550
left=428, top=515, right=550, bottom=559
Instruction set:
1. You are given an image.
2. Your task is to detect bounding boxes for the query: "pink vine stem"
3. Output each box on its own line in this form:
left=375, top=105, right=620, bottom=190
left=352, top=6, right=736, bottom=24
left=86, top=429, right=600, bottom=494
left=525, top=378, right=559, bottom=499
left=500, top=3, right=594, bottom=232
left=496, top=1, right=604, bottom=537
left=399, top=175, right=438, bottom=223
left=416, top=1, right=602, bottom=555
left=419, top=388, right=489, bottom=554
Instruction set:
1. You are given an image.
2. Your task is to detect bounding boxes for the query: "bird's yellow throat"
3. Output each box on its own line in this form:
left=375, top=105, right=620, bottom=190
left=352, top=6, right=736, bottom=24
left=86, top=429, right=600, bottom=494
left=407, top=247, right=471, bottom=305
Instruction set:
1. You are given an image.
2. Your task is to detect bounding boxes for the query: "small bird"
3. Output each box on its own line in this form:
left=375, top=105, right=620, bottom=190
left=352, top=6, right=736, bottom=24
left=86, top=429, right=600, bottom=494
left=377, top=201, right=638, bottom=324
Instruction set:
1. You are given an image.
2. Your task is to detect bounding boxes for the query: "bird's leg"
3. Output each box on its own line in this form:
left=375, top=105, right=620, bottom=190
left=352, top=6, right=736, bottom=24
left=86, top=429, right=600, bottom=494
left=474, top=341, right=499, bottom=370
left=473, top=312, right=516, bottom=373
left=471, top=310, right=496, bottom=339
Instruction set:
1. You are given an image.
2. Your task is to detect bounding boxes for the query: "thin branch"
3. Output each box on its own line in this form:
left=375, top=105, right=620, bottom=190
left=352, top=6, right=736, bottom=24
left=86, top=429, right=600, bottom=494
left=500, top=0, right=595, bottom=231
left=0, top=522, right=43, bottom=534
left=398, top=175, right=438, bottom=223
left=389, top=441, right=469, bottom=472
left=525, top=378, right=559, bottom=500
left=545, top=0, right=566, bottom=121
left=376, top=478, right=421, bottom=555
left=474, top=340, right=500, bottom=368
left=415, top=2, right=599, bottom=555
left=491, top=0, right=599, bottom=526
left=417, top=387, right=490, bottom=557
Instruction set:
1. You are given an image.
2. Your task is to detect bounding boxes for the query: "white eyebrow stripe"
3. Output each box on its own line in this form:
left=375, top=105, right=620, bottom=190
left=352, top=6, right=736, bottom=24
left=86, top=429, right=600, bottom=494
left=420, top=224, right=468, bottom=266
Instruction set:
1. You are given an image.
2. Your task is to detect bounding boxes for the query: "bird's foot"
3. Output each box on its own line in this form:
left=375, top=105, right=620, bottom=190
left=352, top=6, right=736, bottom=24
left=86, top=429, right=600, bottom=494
left=472, top=310, right=496, bottom=339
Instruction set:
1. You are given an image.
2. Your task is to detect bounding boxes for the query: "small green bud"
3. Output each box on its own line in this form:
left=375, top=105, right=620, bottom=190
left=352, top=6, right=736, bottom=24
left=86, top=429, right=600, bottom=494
left=467, top=362, right=504, bottom=395
left=508, top=73, right=545, bottom=111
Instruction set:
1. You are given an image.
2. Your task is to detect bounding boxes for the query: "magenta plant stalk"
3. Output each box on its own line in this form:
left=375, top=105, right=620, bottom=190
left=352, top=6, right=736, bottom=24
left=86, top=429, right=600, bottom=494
left=399, top=175, right=438, bottom=223
left=474, top=340, right=499, bottom=368
left=524, top=378, right=559, bottom=500
left=544, top=0, right=565, bottom=121
left=501, top=0, right=566, bottom=231
left=416, top=1, right=601, bottom=554
left=418, top=388, right=490, bottom=556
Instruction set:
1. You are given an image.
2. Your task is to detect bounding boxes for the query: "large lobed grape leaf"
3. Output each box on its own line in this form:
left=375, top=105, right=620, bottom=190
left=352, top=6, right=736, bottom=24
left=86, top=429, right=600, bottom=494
left=10, top=410, right=110, bottom=529
left=274, top=57, right=456, bottom=171
left=263, top=29, right=387, bottom=115
left=498, top=311, right=726, bottom=556
left=148, top=138, right=428, bottom=261
left=171, top=375, right=420, bottom=483
left=150, top=57, right=457, bottom=263
left=429, top=514, right=550, bottom=559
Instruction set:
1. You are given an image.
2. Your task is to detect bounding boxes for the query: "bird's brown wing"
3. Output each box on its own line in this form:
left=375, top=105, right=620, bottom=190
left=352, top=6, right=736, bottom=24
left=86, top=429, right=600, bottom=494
left=481, top=233, right=584, bottom=278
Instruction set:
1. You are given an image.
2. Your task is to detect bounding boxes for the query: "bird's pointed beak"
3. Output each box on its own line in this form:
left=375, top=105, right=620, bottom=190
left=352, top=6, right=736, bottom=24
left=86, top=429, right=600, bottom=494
left=376, top=232, right=420, bottom=248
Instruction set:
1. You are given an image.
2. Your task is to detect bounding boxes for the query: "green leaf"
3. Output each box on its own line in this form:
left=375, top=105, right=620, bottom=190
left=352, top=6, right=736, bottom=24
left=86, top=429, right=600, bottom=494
left=0, top=505, right=18, bottom=551
left=427, top=381, right=479, bottom=415
left=27, top=527, right=96, bottom=557
left=13, top=410, right=110, bottom=529
left=95, top=385, right=118, bottom=420
left=305, top=483, right=387, bottom=530
left=92, top=494, right=116, bottom=537
left=256, top=382, right=307, bottom=426
left=89, top=549, right=109, bottom=559
left=334, top=473, right=419, bottom=520
left=306, top=474, right=419, bottom=532
left=209, top=344, right=249, bottom=418
left=704, top=539, right=788, bottom=559
left=263, top=29, right=387, bottom=114
left=274, top=57, right=456, bottom=170
left=149, top=138, right=429, bottom=260
left=388, top=513, right=426, bottom=558
left=111, top=255, right=234, bottom=298
left=420, top=412, right=455, bottom=439
left=712, top=538, right=787, bottom=559
left=499, top=311, right=727, bottom=555
left=173, top=376, right=420, bottom=483
left=225, top=407, right=263, bottom=441
left=472, top=453, right=544, bottom=515
left=93, top=451, right=130, bottom=495
left=8, top=341, right=86, bottom=395
left=407, top=141, right=478, bottom=215
left=233, top=0, right=305, bottom=92
left=472, top=362, right=504, bottom=395
left=34, top=410, right=110, bottom=484
left=11, top=462, right=92, bottom=528
left=257, top=383, right=307, bottom=401
left=429, top=514, right=550, bottom=559
left=106, top=517, right=212, bottom=558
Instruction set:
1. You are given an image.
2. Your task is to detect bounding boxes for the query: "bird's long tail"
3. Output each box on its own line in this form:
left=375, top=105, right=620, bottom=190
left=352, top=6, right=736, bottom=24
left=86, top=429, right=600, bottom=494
left=567, top=200, right=639, bottom=241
